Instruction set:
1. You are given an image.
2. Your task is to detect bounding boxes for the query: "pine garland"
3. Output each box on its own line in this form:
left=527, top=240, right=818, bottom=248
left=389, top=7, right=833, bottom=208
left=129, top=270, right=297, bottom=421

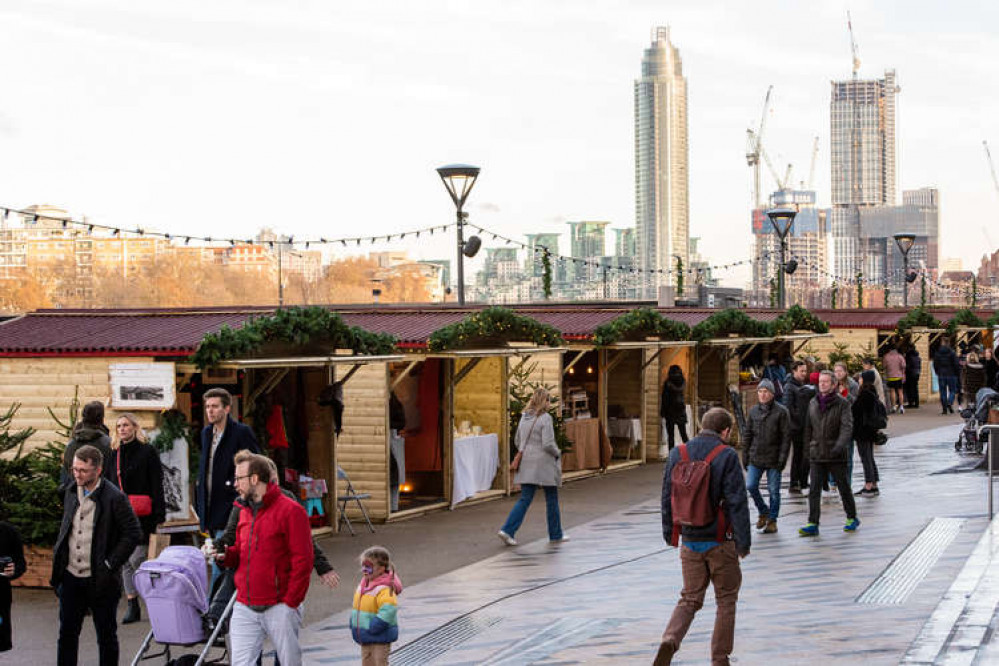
left=691, top=309, right=772, bottom=343
left=895, top=307, right=943, bottom=335
left=675, top=256, right=684, bottom=296
left=831, top=281, right=838, bottom=309
left=592, top=308, right=691, bottom=347
left=191, top=306, right=397, bottom=368
left=427, top=307, right=564, bottom=352
left=771, top=305, right=830, bottom=336
left=920, top=274, right=927, bottom=307
left=945, top=308, right=985, bottom=337
left=856, top=272, right=863, bottom=308
left=151, top=410, right=192, bottom=453
left=542, top=250, right=552, bottom=300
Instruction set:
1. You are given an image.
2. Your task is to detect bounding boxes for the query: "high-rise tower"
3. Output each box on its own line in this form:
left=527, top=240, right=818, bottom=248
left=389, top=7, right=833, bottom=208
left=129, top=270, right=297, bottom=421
left=634, top=26, right=689, bottom=298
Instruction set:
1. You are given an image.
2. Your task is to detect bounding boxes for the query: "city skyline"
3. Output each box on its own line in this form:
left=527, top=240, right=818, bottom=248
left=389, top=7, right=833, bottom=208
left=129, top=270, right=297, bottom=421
left=0, top=1, right=996, bottom=289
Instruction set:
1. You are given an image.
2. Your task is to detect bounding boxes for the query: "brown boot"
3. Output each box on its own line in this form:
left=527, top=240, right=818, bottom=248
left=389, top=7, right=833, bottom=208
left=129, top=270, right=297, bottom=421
left=756, top=515, right=768, bottom=529
left=653, top=640, right=677, bottom=665
left=763, top=519, right=778, bottom=534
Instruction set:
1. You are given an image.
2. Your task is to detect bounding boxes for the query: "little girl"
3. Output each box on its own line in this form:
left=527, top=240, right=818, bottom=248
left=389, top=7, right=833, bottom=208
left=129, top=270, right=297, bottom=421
left=349, top=546, right=403, bottom=666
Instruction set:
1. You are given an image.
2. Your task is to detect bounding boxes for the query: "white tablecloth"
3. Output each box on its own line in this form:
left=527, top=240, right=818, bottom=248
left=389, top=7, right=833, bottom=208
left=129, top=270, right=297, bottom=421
left=606, top=417, right=643, bottom=448
left=452, top=433, right=499, bottom=507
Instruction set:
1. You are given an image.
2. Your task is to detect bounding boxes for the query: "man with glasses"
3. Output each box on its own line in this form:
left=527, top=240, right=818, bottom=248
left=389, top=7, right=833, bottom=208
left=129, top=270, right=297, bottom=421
left=51, top=445, right=141, bottom=666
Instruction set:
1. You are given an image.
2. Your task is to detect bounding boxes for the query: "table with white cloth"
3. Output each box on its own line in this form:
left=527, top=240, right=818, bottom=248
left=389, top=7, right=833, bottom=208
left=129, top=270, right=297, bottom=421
left=452, top=433, right=500, bottom=507
left=606, top=417, right=643, bottom=459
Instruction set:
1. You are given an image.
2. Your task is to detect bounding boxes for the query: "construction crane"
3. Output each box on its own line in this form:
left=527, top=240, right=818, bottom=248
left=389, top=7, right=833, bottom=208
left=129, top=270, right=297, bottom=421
left=983, top=140, right=999, bottom=247
left=807, top=136, right=819, bottom=190
left=848, top=11, right=861, bottom=79
left=746, top=85, right=773, bottom=209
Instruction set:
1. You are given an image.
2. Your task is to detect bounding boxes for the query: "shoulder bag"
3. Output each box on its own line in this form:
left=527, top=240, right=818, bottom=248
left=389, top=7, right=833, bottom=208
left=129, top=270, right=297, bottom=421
left=117, top=449, right=153, bottom=517
left=510, top=413, right=541, bottom=472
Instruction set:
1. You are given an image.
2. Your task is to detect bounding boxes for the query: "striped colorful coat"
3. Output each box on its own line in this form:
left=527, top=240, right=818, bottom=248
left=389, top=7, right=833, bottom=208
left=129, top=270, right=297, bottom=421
left=349, top=572, right=401, bottom=645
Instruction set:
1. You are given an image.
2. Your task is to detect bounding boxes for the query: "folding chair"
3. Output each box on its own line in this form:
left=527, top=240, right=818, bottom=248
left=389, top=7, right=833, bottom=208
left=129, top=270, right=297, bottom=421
left=337, top=466, right=375, bottom=535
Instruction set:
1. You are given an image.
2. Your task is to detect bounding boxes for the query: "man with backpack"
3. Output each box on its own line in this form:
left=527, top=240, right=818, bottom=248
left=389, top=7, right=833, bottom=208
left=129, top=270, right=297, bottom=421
left=656, top=408, right=750, bottom=666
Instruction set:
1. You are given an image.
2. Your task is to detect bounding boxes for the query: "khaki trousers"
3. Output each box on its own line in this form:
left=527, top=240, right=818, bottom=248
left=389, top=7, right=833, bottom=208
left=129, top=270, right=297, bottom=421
left=361, top=643, right=390, bottom=666
left=662, top=541, right=742, bottom=665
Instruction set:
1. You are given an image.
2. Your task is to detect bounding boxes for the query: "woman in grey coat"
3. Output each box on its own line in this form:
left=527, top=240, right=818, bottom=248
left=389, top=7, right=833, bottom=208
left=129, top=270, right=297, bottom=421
left=497, top=388, right=567, bottom=546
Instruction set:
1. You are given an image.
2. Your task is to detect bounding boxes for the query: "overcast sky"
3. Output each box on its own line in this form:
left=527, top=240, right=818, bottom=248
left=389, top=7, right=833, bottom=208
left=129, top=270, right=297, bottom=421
left=0, top=0, right=996, bottom=286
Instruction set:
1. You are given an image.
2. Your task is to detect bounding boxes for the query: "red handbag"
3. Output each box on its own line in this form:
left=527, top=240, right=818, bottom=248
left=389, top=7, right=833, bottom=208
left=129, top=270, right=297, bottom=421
left=117, top=450, right=153, bottom=517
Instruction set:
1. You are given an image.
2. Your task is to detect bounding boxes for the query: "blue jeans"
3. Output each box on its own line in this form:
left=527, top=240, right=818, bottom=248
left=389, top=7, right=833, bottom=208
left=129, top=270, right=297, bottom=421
left=746, top=465, right=781, bottom=520
left=939, top=375, right=959, bottom=407
left=500, top=484, right=563, bottom=540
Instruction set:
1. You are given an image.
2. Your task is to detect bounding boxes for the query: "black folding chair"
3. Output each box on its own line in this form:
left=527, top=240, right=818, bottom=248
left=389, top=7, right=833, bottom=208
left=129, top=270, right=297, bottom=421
left=337, top=466, right=375, bottom=535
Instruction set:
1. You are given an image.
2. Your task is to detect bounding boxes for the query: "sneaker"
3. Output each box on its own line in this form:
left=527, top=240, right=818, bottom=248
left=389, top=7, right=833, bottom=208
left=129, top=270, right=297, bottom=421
left=763, top=519, right=778, bottom=534
left=653, top=640, right=677, bottom=666
left=855, top=488, right=870, bottom=496
left=798, top=523, right=819, bottom=537
left=899, top=405, right=905, bottom=414
left=550, top=534, right=571, bottom=544
left=756, top=515, right=768, bottom=529
left=844, top=518, right=861, bottom=532
left=869, top=487, right=880, bottom=496
left=789, top=484, right=801, bottom=494
left=497, top=530, right=517, bottom=546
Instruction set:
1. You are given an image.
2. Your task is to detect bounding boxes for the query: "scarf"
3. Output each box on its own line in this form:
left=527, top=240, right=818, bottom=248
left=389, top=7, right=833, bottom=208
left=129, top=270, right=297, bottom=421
left=359, top=570, right=404, bottom=596
left=818, top=390, right=836, bottom=413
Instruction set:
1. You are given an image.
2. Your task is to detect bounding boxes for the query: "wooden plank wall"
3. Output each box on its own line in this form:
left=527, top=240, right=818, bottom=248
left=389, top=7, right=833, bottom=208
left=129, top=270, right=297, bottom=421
left=524, top=352, right=563, bottom=401
left=453, top=356, right=506, bottom=491
left=336, top=363, right=389, bottom=521
left=0, top=356, right=155, bottom=452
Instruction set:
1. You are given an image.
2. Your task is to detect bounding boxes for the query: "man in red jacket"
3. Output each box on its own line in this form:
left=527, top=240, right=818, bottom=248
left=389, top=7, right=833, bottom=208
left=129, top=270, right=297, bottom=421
left=217, top=451, right=313, bottom=666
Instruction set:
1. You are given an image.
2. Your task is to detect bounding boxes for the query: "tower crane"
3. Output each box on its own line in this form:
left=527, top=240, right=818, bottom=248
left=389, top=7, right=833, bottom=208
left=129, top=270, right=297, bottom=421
left=983, top=140, right=999, bottom=247
left=848, top=11, right=861, bottom=79
left=746, top=85, right=773, bottom=209
left=807, top=136, right=819, bottom=190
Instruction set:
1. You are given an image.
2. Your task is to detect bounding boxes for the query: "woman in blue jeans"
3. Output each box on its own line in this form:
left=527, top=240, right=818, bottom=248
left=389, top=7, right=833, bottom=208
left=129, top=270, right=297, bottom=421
left=498, top=388, right=568, bottom=546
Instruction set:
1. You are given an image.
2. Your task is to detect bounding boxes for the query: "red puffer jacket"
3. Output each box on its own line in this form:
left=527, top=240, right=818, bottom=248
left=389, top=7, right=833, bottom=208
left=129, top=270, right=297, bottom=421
left=223, top=483, right=313, bottom=608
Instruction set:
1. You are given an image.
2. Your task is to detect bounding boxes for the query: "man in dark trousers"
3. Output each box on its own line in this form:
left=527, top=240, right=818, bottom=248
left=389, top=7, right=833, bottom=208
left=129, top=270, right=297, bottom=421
left=52, top=445, right=141, bottom=666
left=656, top=408, right=750, bottom=666
left=904, top=346, right=922, bottom=409
left=743, top=379, right=791, bottom=534
left=0, top=521, right=27, bottom=653
left=782, top=360, right=814, bottom=493
left=933, top=339, right=960, bottom=414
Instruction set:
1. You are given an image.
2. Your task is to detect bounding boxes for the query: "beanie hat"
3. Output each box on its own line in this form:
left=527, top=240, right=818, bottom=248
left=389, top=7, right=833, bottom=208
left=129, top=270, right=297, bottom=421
left=758, top=378, right=775, bottom=395
left=861, top=369, right=876, bottom=385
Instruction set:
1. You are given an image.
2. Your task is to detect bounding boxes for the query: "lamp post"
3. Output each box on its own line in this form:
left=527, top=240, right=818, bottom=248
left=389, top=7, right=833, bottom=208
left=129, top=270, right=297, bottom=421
left=436, top=164, right=481, bottom=306
left=766, top=207, right=797, bottom=309
left=893, top=233, right=916, bottom=308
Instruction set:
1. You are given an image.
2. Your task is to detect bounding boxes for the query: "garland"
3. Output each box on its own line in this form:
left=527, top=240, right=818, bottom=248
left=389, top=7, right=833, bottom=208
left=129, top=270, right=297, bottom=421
left=856, top=271, right=863, bottom=308
left=831, top=281, right=838, bottom=309
left=884, top=280, right=890, bottom=308
left=945, top=308, right=985, bottom=337
left=895, top=307, right=943, bottom=335
left=988, top=312, right=999, bottom=329
left=771, top=305, right=830, bottom=336
left=427, top=307, right=564, bottom=352
left=592, top=308, right=691, bottom=347
left=151, top=409, right=192, bottom=453
left=768, top=278, right=777, bottom=308
left=542, top=250, right=552, bottom=300
left=675, top=256, right=684, bottom=296
left=691, top=309, right=772, bottom=343
left=191, top=306, right=397, bottom=368
left=920, top=274, right=927, bottom=307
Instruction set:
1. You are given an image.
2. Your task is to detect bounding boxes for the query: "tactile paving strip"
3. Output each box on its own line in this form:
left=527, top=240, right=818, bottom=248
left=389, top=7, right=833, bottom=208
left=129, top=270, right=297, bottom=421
left=856, top=517, right=964, bottom=605
left=390, top=615, right=503, bottom=665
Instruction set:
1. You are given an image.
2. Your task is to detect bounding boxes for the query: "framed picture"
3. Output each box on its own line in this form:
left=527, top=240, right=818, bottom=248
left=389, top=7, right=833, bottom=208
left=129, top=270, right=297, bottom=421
left=110, top=362, right=176, bottom=410
left=202, top=367, right=238, bottom=385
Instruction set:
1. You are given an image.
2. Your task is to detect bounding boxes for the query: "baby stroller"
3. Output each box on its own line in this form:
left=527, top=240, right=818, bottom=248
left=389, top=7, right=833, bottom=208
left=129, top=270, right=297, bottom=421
left=955, top=388, right=999, bottom=454
left=130, top=546, right=236, bottom=666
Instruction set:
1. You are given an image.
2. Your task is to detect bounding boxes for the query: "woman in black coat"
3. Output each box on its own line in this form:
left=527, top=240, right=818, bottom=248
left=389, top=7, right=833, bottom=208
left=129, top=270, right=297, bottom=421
left=853, top=370, right=881, bottom=496
left=0, top=521, right=26, bottom=652
left=105, top=413, right=165, bottom=625
left=660, top=365, right=689, bottom=451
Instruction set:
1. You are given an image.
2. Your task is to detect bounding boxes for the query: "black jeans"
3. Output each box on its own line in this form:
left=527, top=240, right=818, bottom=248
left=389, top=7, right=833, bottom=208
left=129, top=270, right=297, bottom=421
left=807, top=462, right=857, bottom=525
left=790, top=436, right=809, bottom=488
left=57, top=572, right=120, bottom=666
left=904, top=375, right=920, bottom=407
left=664, top=419, right=688, bottom=450
left=856, top=438, right=880, bottom=484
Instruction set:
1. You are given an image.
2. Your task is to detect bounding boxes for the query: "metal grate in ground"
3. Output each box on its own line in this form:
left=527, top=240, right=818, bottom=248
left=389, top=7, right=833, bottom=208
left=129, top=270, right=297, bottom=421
left=856, top=517, right=965, bottom=605
left=479, top=617, right=621, bottom=665
left=389, top=615, right=502, bottom=665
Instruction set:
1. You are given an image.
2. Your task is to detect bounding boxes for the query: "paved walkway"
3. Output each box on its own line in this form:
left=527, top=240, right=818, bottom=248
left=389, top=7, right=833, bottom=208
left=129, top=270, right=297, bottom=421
left=301, top=422, right=999, bottom=664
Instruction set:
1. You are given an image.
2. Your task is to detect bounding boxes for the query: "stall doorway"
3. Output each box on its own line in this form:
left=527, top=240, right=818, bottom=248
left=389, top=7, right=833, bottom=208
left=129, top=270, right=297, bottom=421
left=390, top=359, right=446, bottom=513
left=605, top=349, right=645, bottom=464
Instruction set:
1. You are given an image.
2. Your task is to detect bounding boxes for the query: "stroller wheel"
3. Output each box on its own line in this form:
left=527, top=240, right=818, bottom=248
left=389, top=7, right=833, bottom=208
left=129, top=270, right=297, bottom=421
left=956, top=439, right=963, bottom=451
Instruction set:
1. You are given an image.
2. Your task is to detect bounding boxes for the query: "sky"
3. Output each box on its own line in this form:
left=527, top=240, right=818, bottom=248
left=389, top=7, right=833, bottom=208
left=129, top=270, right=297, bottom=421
left=0, top=0, right=996, bottom=287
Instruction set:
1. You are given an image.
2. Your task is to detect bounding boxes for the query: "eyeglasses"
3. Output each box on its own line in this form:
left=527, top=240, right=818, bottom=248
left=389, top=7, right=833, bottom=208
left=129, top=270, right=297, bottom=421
left=234, top=474, right=252, bottom=482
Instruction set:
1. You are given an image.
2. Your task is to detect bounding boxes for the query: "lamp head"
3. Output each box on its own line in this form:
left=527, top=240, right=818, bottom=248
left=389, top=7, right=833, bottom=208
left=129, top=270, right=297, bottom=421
left=893, top=233, right=916, bottom=256
left=783, top=258, right=798, bottom=275
left=436, top=164, right=480, bottom=209
left=766, top=208, right=797, bottom=238
left=905, top=270, right=918, bottom=283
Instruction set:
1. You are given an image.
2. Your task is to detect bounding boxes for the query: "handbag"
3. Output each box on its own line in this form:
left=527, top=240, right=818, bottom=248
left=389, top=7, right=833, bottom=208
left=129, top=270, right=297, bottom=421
left=117, top=449, right=153, bottom=517
left=510, top=414, right=540, bottom=472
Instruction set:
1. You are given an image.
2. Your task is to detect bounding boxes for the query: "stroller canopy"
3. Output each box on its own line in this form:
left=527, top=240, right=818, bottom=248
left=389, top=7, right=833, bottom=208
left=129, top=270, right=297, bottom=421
left=134, top=545, right=209, bottom=613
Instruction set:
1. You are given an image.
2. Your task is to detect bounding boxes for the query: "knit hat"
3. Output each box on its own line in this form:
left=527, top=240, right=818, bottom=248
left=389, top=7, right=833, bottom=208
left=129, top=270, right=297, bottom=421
left=758, top=378, right=775, bottom=395
left=861, top=369, right=876, bottom=385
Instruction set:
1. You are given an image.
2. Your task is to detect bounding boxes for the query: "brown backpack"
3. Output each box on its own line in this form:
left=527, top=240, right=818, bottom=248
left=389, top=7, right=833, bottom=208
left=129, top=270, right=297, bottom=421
left=669, top=443, right=727, bottom=546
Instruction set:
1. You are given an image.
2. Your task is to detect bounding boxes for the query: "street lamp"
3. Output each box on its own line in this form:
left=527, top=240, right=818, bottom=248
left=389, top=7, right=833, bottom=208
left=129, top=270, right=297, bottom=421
left=893, top=233, right=916, bottom=308
left=766, top=207, right=797, bottom=309
left=436, top=164, right=481, bottom=306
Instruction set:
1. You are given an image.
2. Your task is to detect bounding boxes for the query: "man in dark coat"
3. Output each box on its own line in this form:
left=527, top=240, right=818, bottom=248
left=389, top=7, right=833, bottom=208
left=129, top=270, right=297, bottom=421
left=52, top=445, right=142, bottom=666
left=933, top=340, right=960, bottom=414
left=781, top=360, right=814, bottom=493
left=197, top=387, right=260, bottom=535
left=0, top=521, right=26, bottom=653
left=799, top=371, right=859, bottom=536
left=743, top=379, right=791, bottom=534
left=904, top=347, right=922, bottom=409
left=60, top=401, right=111, bottom=492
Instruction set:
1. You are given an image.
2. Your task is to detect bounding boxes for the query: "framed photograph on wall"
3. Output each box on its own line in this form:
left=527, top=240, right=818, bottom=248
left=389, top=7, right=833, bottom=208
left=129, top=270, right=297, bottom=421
left=202, top=367, right=238, bottom=385
left=110, top=362, right=176, bottom=410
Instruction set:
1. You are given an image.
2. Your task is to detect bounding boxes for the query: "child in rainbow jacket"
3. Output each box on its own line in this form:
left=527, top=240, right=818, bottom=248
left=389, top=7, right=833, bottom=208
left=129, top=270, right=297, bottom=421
left=349, top=546, right=403, bottom=666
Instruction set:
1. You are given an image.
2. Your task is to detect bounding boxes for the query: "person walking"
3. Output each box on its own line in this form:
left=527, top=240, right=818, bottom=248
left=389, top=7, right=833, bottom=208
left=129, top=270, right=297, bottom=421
left=660, top=365, right=689, bottom=451
left=832, top=362, right=859, bottom=486
left=984, top=346, right=999, bottom=391
left=798, top=371, right=860, bottom=536
left=933, top=339, right=960, bottom=414
left=349, top=546, right=402, bottom=666
left=861, top=358, right=887, bottom=408
left=742, top=379, right=791, bottom=534
left=498, top=387, right=567, bottom=546
left=883, top=347, right=907, bottom=414
left=782, top=360, right=814, bottom=493
left=105, top=413, right=165, bottom=625
left=52, top=445, right=142, bottom=666
left=0, top=521, right=26, bottom=653
left=60, top=401, right=111, bottom=491
left=213, top=451, right=313, bottom=666
left=904, top=346, right=922, bottom=409
left=656, top=408, right=750, bottom=666
left=853, top=370, right=882, bottom=497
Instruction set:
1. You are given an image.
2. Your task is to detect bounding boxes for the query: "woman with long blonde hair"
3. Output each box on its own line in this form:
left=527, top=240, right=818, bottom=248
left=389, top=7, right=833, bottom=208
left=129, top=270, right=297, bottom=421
left=106, top=413, right=165, bottom=625
left=497, top=387, right=567, bottom=546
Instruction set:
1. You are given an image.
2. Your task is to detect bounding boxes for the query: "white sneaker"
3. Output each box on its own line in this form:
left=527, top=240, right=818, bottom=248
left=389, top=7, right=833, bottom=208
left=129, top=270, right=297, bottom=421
left=899, top=405, right=905, bottom=414
left=550, top=534, right=571, bottom=544
left=497, top=530, right=517, bottom=546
